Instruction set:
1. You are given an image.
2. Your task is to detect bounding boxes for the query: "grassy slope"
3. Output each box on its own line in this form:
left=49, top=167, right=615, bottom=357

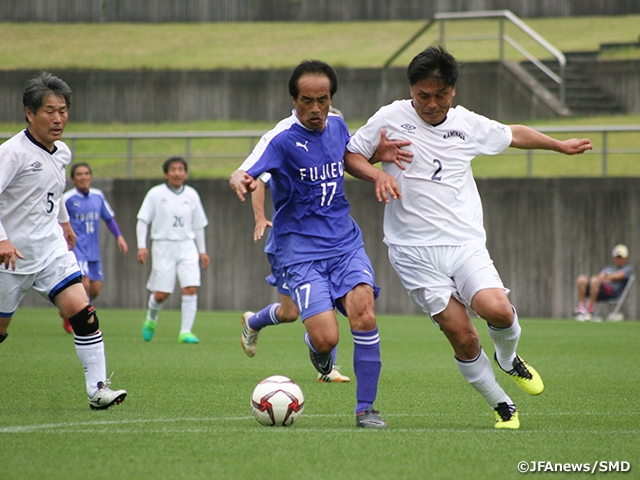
left=1, top=15, right=639, bottom=70
left=1, top=308, right=638, bottom=479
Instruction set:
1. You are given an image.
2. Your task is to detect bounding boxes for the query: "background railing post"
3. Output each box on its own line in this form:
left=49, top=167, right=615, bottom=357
left=602, top=131, right=608, bottom=177
left=127, top=137, right=133, bottom=179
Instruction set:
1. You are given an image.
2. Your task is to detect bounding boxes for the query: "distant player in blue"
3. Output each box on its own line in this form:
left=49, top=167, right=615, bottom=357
left=63, top=163, right=128, bottom=306
left=230, top=59, right=387, bottom=428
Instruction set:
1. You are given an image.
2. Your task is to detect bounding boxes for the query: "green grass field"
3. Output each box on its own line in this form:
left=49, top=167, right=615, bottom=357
left=1, top=308, right=638, bottom=479
left=1, top=16, right=639, bottom=70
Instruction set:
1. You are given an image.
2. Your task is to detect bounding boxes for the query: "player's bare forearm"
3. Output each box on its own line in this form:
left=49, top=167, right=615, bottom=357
left=137, top=248, right=148, bottom=265
left=345, top=151, right=401, bottom=203
left=509, top=125, right=593, bottom=155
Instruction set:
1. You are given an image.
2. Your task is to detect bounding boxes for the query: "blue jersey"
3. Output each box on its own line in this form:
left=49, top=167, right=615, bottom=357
left=245, top=114, right=363, bottom=267
left=63, top=187, right=116, bottom=262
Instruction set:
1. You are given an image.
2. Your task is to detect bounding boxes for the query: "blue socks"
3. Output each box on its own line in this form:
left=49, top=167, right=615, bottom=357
left=352, top=327, right=381, bottom=414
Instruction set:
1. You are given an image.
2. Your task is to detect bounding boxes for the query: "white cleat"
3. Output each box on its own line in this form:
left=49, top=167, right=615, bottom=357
left=318, top=365, right=351, bottom=383
left=89, top=379, right=127, bottom=410
left=241, top=311, right=259, bottom=357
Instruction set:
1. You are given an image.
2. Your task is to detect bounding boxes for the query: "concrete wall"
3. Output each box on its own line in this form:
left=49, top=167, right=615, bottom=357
left=0, top=62, right=576, bottom=124
left=4, top=60, right=639, bottom=124
left=21, top=178, right=639, bottom=320
left=2, top=0, right=640, bottom=22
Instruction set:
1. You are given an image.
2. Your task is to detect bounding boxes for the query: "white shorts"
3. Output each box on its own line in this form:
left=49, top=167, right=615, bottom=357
left=388, top=243, right=508, bottom=316
left=146, top=240, right=201, bottom=293
left=0, top=251, right=81, bottom=316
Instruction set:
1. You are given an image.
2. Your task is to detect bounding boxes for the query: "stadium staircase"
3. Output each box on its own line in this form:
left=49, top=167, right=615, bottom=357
left=520, top=51, right=626, bottom=116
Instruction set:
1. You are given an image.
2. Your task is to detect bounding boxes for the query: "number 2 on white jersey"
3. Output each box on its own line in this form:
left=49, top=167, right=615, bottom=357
left=431, top=159, right=443, bottom=181
left=320, top=182, right=336, bottom=206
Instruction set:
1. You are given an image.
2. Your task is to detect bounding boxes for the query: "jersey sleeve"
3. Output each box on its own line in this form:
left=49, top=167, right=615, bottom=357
left=470, top=112, right=513, bottom=156
left=191, top=190, right=209, bottom=230
left=136, top=188, right=156, bottom=223
left=98, top=190, right=116, bottom=221
left=347, top=107, right=387, bottom=159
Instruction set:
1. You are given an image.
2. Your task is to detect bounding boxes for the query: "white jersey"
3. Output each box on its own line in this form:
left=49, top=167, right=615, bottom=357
left=0, top=130, right=71, bottom=274
left=136, top=183, right=208, bottom=244
left=347, top=102, right=512, bottom=246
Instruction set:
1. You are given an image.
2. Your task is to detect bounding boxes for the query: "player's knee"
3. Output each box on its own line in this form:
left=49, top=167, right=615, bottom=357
left=278, top=305, right=299, bottom=323
left=68, top=305, right=100, bottom=336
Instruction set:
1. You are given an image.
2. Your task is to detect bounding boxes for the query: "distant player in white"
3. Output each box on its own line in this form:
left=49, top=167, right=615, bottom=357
left=0, top=72, right=126, bottom=410
left=137, top=156, right=210, bottom=344
left=346, top=46, right=592, bottom=429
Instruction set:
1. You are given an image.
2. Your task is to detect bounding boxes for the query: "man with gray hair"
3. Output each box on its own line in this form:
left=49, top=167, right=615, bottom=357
left=0, top=72, right=127, bottom=410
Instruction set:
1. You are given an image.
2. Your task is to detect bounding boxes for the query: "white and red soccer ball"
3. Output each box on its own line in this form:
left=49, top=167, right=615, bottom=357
left=251, top=375, right=304, bottom=426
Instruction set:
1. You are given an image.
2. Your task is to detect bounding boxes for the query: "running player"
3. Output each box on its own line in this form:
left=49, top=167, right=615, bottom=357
left=0, top=72, right=127, bottom=410
left=230, top=60, right=387, bottom=428
left=345, top=46, right=592, bottom=429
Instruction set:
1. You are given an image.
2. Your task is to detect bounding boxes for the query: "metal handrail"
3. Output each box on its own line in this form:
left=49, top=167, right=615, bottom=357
left=2, top=126, right=639, bottom=178
left=381, top=9, right=566, bottom=107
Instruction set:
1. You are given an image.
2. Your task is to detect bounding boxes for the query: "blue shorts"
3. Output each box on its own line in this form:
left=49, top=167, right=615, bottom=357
left=77, top=259, right=104, bottom=282
left=284, top=248, right=380, bottom=321
left=265, top=253, right=290, bottom=296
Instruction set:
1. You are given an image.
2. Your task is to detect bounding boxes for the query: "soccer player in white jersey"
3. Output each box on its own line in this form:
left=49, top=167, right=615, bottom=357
left=0, top=72, right=127, bottom=410
left=230, top=60, right=392, bottom=428
left=136, top=157, right=210, bottom=344
left=345, top=46, right=593, bottom=429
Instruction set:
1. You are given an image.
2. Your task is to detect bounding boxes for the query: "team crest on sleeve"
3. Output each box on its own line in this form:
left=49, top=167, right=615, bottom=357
left=443, top=130, right=466, bottom=141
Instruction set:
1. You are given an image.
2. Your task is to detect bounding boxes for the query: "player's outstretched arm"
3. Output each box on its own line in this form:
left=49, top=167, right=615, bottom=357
left=370, top=128, right=413, bottom=170
left=60, top=221, right=77, bottom=250
left=344, top=151, right=402, bottom=204
left=509, top=125, right=593, bottom=155
left=229, top=170, right=257, bottom=202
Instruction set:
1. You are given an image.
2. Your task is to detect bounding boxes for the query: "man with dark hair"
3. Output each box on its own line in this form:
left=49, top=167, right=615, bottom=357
left=230, top=59, right=392, bottom=428
left=136, top=156, right=210, bottom=344
left=345, top=46, right=593, bottom=429
left=0, top=72, right=127, bottom=410
left=63, top=162, right=128, bottom=321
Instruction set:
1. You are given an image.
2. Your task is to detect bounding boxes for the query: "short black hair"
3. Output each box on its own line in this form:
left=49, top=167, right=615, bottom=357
left=406, top=45, right=459, bottom=88
left=163, top=156, right=188, bottom=174
left=288, top=60, right=338, bottom=99
left=23, top=72, right=72, bottom=120
left=70, top=162, right=92, bottom=179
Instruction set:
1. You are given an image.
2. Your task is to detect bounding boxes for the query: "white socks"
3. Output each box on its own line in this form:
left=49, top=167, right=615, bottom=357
left=456, top=348, right=512, bottom=408
left=147, top=293, right=163, bottom=322
left=74, top=331, right=106, bottom=397
left=180, top=294, right=198, bottom=334
left=488, top=309, right=521, bottom=370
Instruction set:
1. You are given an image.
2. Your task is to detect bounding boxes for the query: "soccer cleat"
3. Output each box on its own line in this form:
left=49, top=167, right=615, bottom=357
left=61, top=312, right=73, bottom=334
left=494, top=402, right=519, bottom=429
left=142, top=319, right=156, bottom=342
left=178, top=332, right=199, bottom=343
left=495, top=353, right=544, bottom=395
left=309, top=348, right=333, bottom=375
left=356, top=407, right=388, bottom=429
left=318, top=365, right=351, bottom=383
left=241, top=311, right=259, bottom=357
left=89, top=380, right=127, bottom=410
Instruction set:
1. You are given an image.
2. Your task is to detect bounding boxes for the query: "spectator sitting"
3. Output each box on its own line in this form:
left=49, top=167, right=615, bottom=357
left=574, top=244, right=632, bottom=321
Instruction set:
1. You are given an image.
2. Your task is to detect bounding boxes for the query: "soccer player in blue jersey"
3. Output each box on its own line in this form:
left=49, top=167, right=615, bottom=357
left=61, top=163, right=128, bottom=332
left=230, top=59, right=388, bottom=428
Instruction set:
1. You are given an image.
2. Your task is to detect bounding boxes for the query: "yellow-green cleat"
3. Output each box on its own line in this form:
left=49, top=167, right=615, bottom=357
left=495, top=354, right=544, bottom=395
left=178, top=332, right=199, bottom=344
left=142, top=319, right=156, bottom=342
left=494, top=402, right=520, bottom=429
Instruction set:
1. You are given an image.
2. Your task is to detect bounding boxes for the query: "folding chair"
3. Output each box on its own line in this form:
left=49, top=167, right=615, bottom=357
left=592, top=273, right=635, bottom=322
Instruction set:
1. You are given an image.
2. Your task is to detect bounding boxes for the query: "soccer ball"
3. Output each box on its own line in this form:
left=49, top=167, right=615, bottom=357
left=251, top=375, right=304, bottom=426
